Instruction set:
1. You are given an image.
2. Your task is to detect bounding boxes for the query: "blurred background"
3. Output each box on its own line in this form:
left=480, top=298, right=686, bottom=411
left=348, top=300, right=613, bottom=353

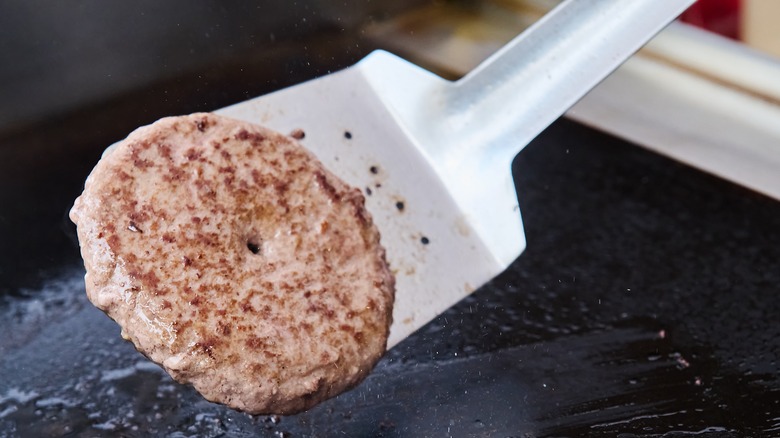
left=1, top=0, right=778, bottom=136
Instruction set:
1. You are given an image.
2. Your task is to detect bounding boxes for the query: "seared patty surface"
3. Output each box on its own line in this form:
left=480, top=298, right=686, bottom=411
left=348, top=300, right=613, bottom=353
left=70, top=113, right=395, bottom=414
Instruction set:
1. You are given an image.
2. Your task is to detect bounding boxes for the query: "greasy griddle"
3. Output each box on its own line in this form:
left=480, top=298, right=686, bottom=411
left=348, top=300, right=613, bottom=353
left=2, top=116, right=779, bottom=436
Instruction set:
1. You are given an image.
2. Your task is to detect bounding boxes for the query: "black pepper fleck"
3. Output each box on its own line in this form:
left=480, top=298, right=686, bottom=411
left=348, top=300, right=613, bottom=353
left=421, top=236, right=430, bottom=245
left=344, top=131, right=353, bottom=139
left=365, top=187, right=372, bottom=196
left=395, top=201, right=405, bottom=211
left=369, top=166, right=379, bottom=174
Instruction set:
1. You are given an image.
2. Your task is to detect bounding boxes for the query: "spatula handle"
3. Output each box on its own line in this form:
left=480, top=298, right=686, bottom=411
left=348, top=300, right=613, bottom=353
left=444, top=0, right=695, bottom=163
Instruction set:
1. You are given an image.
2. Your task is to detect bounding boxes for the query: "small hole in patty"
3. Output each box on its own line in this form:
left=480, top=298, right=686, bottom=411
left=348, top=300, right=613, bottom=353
left=247, top=240, right=261, bottom=254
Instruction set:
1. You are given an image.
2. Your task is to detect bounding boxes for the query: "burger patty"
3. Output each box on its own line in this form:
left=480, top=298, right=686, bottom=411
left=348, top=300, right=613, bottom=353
left=69, top=113, right=395, bottom=414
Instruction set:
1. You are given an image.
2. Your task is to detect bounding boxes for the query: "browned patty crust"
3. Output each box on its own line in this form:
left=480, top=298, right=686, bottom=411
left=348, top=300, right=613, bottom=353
left=70, top=113, right=395, bottom=414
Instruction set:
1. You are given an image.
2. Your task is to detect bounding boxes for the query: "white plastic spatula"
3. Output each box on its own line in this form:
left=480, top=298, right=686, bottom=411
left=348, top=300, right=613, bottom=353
left=218, top=0, right=695, bottom=348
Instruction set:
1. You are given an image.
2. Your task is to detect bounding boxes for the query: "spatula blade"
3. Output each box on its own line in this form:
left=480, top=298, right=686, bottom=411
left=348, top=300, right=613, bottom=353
left=218, top=55, right=509, bottom=348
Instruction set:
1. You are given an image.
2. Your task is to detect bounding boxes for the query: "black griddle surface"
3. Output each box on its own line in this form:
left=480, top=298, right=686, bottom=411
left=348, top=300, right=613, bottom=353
left=1, top=114, right=778, bottom=437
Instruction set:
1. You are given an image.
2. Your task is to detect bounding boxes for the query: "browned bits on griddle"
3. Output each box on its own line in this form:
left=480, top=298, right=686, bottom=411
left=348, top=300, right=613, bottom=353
left=289, top=128, right=305, bottom=140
